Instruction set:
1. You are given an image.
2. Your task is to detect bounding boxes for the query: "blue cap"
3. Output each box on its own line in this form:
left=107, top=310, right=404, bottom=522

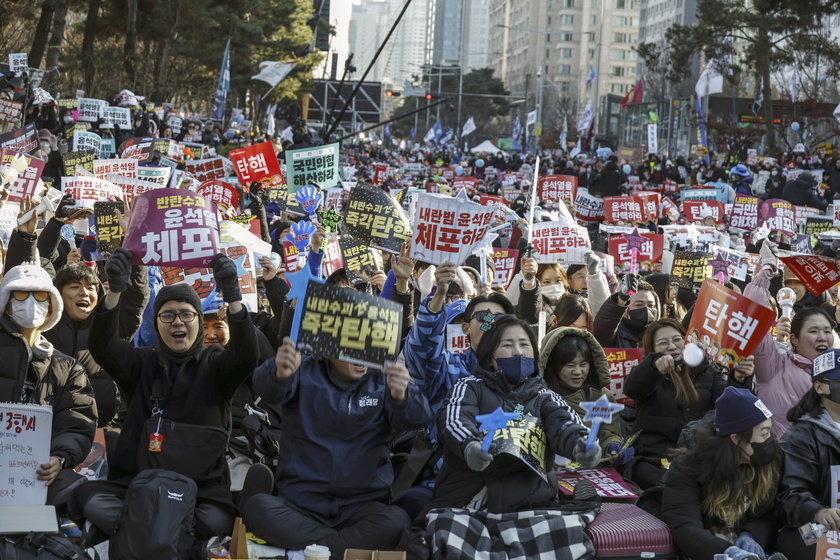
left=445, top=299, right=469, bottom=324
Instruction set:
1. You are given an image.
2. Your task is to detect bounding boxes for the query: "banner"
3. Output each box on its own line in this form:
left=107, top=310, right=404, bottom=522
left=123, top=188, right=219, bottom=268
left=574, top=189, right=605, bottom=223
left=344, top=184, right=412, bottom=254
left=681, top=188, right=719, bottom=202
left=106, top=173, right=162, bottom=199
left=780, top=255, right=840, bottom=296
left=686, top=279, right=776, bottom=366
left=557, top=467, right=637, bottom=499
left=608, top=232, right=663, bottom=272
left=538, top=175, right=578, bottom=204
left=531, top=221, right=591, bottom=263
left=197, top=180, right=239, bottom=214
left=297, top=281, right=402, bottom=367
left=61, top=176, right=122, bottom=207
left=0, top=124, right=38, bottom=153
left=604, top=348, right=643, bottom=406
left=603, top=196, right=644, bottom=224
left=229, top=141, right=284, bottom=188
left=185, top=157, right=226, bottom=183
left=119, top=137, right=156, bottom=162
left=683, top=200, right=725, bottom=224
left=491, top=248, right=519, bottom=291
left=93, top=158, right=137, bottom=181
left=0, top=150, right=44, bottom=202
left=340, top=235, right=383, bottom=285
left=729, top=195, right=759, bottom=230
left=410, top=192, right=495, bottom=265
left=284, top=142, right=339, bottom=193
left=758, top=198, right=795, bottom=237
left=0, top=403, right=53, bottom=506
left=62, top=150, right=95, bottom=177
left=671, top=250, right=713, bottom=288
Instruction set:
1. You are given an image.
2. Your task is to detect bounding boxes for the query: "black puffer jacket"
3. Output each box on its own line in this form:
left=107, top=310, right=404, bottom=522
left=589, top=161, right=622, bottom=198
left=431, top=364, right=587, bottom=513
left=781, top=175, right=827, bottom=209
left=0, top=316, right=97, bottom=468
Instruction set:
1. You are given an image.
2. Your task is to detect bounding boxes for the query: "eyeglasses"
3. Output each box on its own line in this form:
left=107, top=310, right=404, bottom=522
left=157, top=311, right=198, bottom=323
left=655, top=335, right=685, bottom=350
left=11, top=290, right=50, bottom=302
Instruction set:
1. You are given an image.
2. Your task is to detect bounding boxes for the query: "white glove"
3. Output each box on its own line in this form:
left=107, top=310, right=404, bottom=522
left=759, top=241, right=778, bottom=271
left=574, top=438, right=601, bottom=468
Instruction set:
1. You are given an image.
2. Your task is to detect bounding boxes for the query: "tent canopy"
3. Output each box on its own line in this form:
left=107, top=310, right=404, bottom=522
left=470, top=140, right=502, bottom=154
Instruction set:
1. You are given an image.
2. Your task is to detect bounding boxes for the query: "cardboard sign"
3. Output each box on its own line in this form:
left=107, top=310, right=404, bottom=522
left=604, top=348, right=643, bottom=405
left=686, top=279, right=776, bottom=366
left=123, top=188, right=219, bottom=268
left=758, top=198, right=795, bottom=237
left=411, top=192, right=495, bottom=265
left=344, top=184, right=411, bottom=254
left=185, top=157, right=226, bottom=183
left=489, top=413, right=550, bottom=482
left=297, top=281, right=402, bottom=368
left=531, top=221, right=591, bottom=263
left=93, top=201, right=124, bottom=260
left=574, top=189, right=605, bottom=223
left=446, top=323, right=470, bottom=354
left=780, top=255, right=840, bottom=296
left=608, top=232, right=663, bottom=272
left=119, top=137, right=156, bottom=162
left=539, top=175, right=578, bottom=204
left=161, top=244, right=258, bottom=313
left=93, top=158, right=137, bottom=181
left=229, top=141, right=285, bottom=189
left=268, top=183, right=305, bottom=217
left=729, top=195, right=759, bottom=231
left=671, top=250, right=713, bottom=288
left=77, top=98, right=106, bottom=122
left=197, top=180, right=238, bottom=213
left=0, top=98, right=22, bottom=123
left=62, top=150, right=94, bottom=177
left=0, top=124, right=39, bottom=154
left=0, top=150, right=45, bottom=202
left=452, top=176, right=477, bottom=195
left=284, top=142, right=339, bottom=193
left=491, top=248, right=519, bottom=291
left=61, top=176, right=122, bottom=207
left=683, top=200, right=725, bottom=224
left=72, top=131, right=101, bottom=157
left=0, top=403, right=53, bottom=505
left=557, top=467, right=637, bottom=499
left=340, top=235, right=383, bottom=285
left=106, top=173, right=163, bottom=199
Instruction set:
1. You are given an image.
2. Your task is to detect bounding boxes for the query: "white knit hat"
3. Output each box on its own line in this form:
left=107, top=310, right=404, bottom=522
left=0, top=262, right=63, bottom=332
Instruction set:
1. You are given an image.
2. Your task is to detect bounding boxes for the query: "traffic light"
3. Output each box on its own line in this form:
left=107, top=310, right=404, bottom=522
left=386, top=90, right=401, bottom=97
left=425, top=93, right=434, bottom=100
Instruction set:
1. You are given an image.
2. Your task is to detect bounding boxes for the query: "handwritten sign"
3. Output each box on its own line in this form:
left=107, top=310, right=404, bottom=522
left=0, top=403, right=53, bottom=505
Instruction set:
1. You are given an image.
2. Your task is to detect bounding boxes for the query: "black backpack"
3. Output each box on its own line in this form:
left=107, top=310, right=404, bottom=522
left=109, top=469, right=197, bottom=560
left=0, top=532, right=89, bottom=560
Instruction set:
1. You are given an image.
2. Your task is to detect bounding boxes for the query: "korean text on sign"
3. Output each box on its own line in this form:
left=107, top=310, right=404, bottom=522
left=286, top=142, right=339, bottom=193
left=410, top=193, right=495, bottom=266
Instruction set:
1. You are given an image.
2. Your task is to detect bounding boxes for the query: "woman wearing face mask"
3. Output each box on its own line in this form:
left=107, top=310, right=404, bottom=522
left=777, top=349, right=840, bottom=558
left=536, top=263, right=568, bottom=315
left=623, top=319, right=754, bottom=489
left=430, top=315, right=600, bottom=514
left=764, top=166, right=786, bottom=200
left=662, top=387, right=782, bottom=560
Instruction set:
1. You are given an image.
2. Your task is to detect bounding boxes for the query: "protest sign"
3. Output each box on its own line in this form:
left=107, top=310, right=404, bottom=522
left=106, top=173, right=162, bottom=199
left=486, top=413, right=550, bottom=482
left=320, top=236, right=342, bottom=278
left=99, top=138, right=116, bottom=158
left=344, top=184, right=411, bottom=254
left=372, top=163, right=388, bottom=184
left=603, top=196, right=644, bottom=224
left=161, top=244, right=258, bottom=313
left=539, top=175, right=578, bottom=204
left=0, top=202, right=17, bottom=247
left=322, top=187, right=344, bottom=214
left=780, top=255, right=840, bottom=296
left=729, top=195, right=759, bottom=230
left=794, top=205, right=822, bottom=227
left=531, top=221, right=591, bottom=264
left=185, top=157, right=226, bottom=183
left=0, top=124, right=38, bottom=153
left=604, top=348, right=643, bottom=406
left=219, top=219, right=272, bottom=268
left=634, top=192, right=660, bottom=223
left=758, top=198, right=795, bottom=237
left=8, top=52, right=28, bottom=74
left=806, top=216, right=836, bottom=235
left=683, top=200, right=725, bottom=224
left=93, top=158, right=136, bottom=180
left=712, top=246, right=749, bottom=281
left=681, top=188, right=719, bottom=203
left=56, top=98, right=78, bottom=109
left=61, top=176, right=122, bottom=207
left=687, top=279, right=775, bottom=367
left=452, top=176, right=477, bottom=195
left=296, top=281, right=402, bottom=368
left=500, top=186, right=522, bottom=204
left=123, top=188, right=219, bottom=268
left=62, top=150, right=95, bottom=177
left=574, top=189, right=605, bottom=223
left=0, top=150, right=44, bottom=202
left=197, top=180, right=239, bottom=213
left=816, top=532, right=840, bottom=560
left=446, top=323, right=470, bottom=354
left=284, top=142, right=339, bottom=193
left=671, top=250, right=713, bottom=288
left=119, top=137, right=156, bottom=162
left=267, top=183, right=305, bottom=217
left=93, top=201, right=124, bottom=260
left=479, top=194, right=510, bottom=222
left=608, top=232, right=663, bottom=272
left=340, top=235, right=383, bottom=285
left=0, top=403, right=52, bottom=506
left=229, top=141, right=285, bottom=190
left=557, top=468, right=637, bottom=499
left=102, top=106, right=132, bottom=129
left=660, top=196, right=680, bottom=221
left=77, top=98, right=106, bottom=122
left=137, top=165, right=171, bottom=187
left=410, top=192, right=495, bottom=265
left=72, top=131, right=101, bottom=157
left=491, top=248, right=519, bottom=291
left=0, top=98, right=22, bottom=123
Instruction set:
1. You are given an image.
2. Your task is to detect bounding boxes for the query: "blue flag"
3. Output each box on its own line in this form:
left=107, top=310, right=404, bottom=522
left=511, top=116, right=522, bottom=151
left=586, top=66, right=596, bottom=86
left=410, top=126, right=416, bottom=140
left=211, top=39, right=231, bottom=121
left=384, top=124, right=391, bottom=138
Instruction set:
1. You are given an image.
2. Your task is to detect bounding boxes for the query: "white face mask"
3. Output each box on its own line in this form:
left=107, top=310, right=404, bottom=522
left=539, top=284, right=565, bottom=303
left=8, top=296, right=50, bottom=329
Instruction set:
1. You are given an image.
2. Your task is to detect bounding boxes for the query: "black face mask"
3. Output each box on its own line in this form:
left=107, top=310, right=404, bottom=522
left=621, top=307, right=658, bottom=335
left=748, top=437, right=778, bottom=467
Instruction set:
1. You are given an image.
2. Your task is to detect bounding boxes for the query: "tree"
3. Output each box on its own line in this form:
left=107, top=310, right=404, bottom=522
left=648, top=0, right=840, bottom=153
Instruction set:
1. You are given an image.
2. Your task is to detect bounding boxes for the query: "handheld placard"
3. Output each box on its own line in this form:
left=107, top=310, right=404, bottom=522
left=707, top=252, right=730, bottom=285
left=475, top=407, right=518, bottom=453
left=621, top=227, right=647, bottom=278
left=579, top=394, right=624, bottom=451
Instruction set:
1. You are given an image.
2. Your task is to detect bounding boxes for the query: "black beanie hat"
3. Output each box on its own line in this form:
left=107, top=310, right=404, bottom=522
left=153, top=283, right=203, bottom=331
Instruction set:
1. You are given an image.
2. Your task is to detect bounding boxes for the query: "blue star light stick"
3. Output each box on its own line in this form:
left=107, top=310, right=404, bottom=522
left=579, top=394, right=625, bottom=451
left=475, top=407, right=518, bottom=452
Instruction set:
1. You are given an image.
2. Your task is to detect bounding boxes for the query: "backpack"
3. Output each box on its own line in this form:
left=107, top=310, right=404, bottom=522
left=109, top=469, right=197, bottom=560
left=0, top=532, right=89, bottom=560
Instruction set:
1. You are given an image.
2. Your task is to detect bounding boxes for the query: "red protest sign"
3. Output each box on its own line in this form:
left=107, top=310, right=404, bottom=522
left=603, top=196, right=644, bottom=224
left=608, top=232, right=663, bottom=272
left=196, top=179, right=239, bottom=214
left=683, top=200, right=725, bottom=224
left=661, top=197, right=680, bottom=221
left=119, top=137, right=156, bottom=162
left=425, top=182, right=440, bottom=194
left=538, top=175, right=578, bottom=204
left=452, top=176, right=477, bottom=195
left=574, top=189, right=605, bottom=223
left=780, top=255, right=840, bottom=296
left=663, top=178, right=679, bottom=193
left=557, top=467, right=637, bottom=499
left=604, top=348, right=643, bottom=406
left=480, top=194, right=509, bottom=221
left=0, top=99, right=23, bottom=123
left=686, top=279, right=775, bottom=366
left=491, top=248, right=519, bottom=290
left=635, top=192, right=660, bottom=223
left=758, top=198, right=795, bottom=237
left=229, top=141, right=284, bottom=187
left=729, top=195, right=759, bottom=230
left=0, top=149, right=45, bottom=202
left=373, top=163, right=387, bottom=184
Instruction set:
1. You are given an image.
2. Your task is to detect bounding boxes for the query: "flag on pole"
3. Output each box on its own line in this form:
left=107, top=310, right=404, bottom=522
left=440, top=128, right=454, bottom=145
left=586, top=66, right=596, bottom=86
left=577, top=100, right=592, bottom=133
left=570, top=138, right=581, bottom=158
left=619, top=80, right=644, bottom=109
left=751, top=79, right=763, bottom=115
left=695, top=59, right=724, bottom=99
left=410, top=126, right=416, bottom=140
left=423, top=121, right=439, bottom=144
left=433, top=121, right=445, bottom=144
left=462, top=117, right=477, bottom=137
left=383, top=124, right=391, bottom=138
left=789, top=69, right=798, bottom=101
left=211, top=39, right=231, bottom=121
left=512, top=116, right=523, bottom=151
left=559, top=116, right=568, bottom=148
left=252, top=60, right=299, bottom=88
left=527, top=110, right=538, bottom=126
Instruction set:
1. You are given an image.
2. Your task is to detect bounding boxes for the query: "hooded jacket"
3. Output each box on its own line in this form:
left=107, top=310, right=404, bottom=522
left=589, top=160, right=622, bottom=198
left=539, top=327, right=622, bottom=451
left=781, top=175, right=827, bottom=210
left=779, top=408, right=840, bottom=527
left=431, top=363, right=587, bottom=513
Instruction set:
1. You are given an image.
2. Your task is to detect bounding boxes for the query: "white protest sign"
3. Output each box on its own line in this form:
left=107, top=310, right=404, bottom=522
left=77, top=98, right=106, bottom=122
left=137, top=166, right=171, bottom=187
left=446, top=324, right=470, bottom=354
left=72, top=131, right=101, bottom=157
left=0, top=403, right=53, bottom=505
left=8, top=53, right=28, bottom=75
left=93, top=159, right=137, bottom=180
left=410, top=192, right=495, bottom=266
left=219, top=219, right=273, bottom=266
left=106, top=173, right=163, bottom=198
left=532, top=221, right=591, bottom=263
left=61, top=176, right=122, bottom=207
left=102, top=106, right=132, bottom=129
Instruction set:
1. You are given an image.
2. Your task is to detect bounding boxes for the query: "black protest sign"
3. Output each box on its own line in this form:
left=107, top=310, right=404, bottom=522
left=805, top=216, right=836, bottom=235
left=62, top=150, right=95, bottom=177
left=297, top=281, right=402, bottom=368
left=93, top=201, right=124, bottom=260
left=0, top=124, right=38, bottom=153
left=340, top=236, right=383, bottom=285
left=489, top=413, right=550, bottom=482
left=267, top=183, right=305, bottom=217
left=119, top=137, right=156, bottom=162
left=343, top=183, right=411, bottom=254
left=670, top=250, right=713, bottom=288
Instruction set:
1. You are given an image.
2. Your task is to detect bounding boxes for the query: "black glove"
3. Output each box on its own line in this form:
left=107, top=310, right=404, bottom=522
left=105, top=248, right=133, bottom=293
left=211, top=253, right=242, bottom=302
left=620, top=273, right=639, bottom=299
left=55, top=195, right=76, bottom=219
